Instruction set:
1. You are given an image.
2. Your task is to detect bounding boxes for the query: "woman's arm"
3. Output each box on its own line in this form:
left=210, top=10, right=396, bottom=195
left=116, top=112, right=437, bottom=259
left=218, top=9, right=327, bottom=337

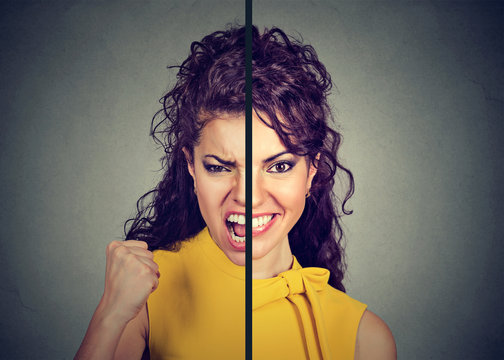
left=74, top=240, right=158, bottom=360
left=74, top=302, right=148, bottom=360
left=355, top=310, right=397, bottom=360
left=113, top=304, right=149, bottom=359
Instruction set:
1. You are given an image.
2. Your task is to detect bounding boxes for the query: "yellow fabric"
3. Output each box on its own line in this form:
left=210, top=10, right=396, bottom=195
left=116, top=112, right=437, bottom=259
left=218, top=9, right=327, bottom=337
left=148, top=227, right=366, bottom=360
left=148, top=227, right=245, bottom=359
left=253, top=258, right=367, bottom=360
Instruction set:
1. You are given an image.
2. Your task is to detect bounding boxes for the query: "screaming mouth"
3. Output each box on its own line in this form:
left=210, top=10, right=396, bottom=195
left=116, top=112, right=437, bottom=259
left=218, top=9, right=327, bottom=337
left=226, top=213, right=275, bottom=242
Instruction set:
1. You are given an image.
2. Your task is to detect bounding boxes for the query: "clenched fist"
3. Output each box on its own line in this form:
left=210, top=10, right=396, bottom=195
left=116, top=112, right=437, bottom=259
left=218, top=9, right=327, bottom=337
left=99, top=240, right=160, bottom=326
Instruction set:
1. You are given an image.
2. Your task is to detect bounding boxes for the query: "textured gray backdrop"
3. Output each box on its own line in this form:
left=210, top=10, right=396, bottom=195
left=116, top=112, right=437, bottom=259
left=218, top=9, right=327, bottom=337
left=0, top=1, right=502, bottom=359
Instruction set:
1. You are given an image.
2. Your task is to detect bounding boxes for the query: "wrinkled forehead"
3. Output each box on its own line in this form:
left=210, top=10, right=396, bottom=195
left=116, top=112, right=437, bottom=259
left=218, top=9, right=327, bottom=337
left=194, top=111, right=295, bottom=161
left=196, top=109, right=305, bottom=155
left=194, top=113, right=246, bottom=158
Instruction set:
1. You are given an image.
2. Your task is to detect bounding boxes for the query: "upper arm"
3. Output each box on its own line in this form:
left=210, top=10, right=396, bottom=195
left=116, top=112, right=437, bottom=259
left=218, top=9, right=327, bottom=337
left=114, top=304, right=149, bottom=360
left=355, top=310, right=396, bottom=360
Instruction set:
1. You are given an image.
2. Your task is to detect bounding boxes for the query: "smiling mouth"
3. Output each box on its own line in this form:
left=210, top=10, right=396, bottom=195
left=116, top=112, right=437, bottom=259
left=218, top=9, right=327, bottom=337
left=226, top=213, right=275, bottom=242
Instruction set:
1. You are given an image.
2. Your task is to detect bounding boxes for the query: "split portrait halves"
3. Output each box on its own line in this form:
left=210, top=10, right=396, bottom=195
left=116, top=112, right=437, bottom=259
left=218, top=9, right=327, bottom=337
left=2, top=1, right=502, bottom=359
left=75, top=25, right=396, bottom=360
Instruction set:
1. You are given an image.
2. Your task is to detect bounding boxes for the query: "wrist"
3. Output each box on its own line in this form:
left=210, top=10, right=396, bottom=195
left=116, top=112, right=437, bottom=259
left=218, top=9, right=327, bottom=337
left=74, top=300, right=129, bottom=360
left=94, top=297, right=131, bottom=330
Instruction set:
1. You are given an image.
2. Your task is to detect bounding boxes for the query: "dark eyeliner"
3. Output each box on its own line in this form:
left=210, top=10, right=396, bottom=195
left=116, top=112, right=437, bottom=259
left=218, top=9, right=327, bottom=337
left=268, top=160, right=296, bottom=173
left=202, top=162, right=229, bottom=173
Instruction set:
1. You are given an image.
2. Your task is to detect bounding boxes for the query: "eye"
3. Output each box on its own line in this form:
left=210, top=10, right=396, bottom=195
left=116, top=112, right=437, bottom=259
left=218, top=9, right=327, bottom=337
left=267, top=161, right=293, bottom=173
left=203, top=164, right=230, bottom=173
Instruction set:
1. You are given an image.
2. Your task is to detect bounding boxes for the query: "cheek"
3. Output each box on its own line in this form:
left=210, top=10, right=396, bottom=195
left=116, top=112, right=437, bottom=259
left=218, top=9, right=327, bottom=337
left=194, top=174, right=233, bottom=211
left=271, top=177, right=309, bottom=212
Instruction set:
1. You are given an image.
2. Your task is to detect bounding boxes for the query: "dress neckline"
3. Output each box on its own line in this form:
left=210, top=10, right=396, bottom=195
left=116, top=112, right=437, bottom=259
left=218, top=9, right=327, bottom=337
left=252, top=256, right=302, bottom=288
left=194, top=227, right=329, bottom=291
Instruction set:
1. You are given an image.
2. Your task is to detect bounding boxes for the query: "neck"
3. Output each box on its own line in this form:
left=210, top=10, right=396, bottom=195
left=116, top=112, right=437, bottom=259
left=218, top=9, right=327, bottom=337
left=252, top=240, right=293, bottom=279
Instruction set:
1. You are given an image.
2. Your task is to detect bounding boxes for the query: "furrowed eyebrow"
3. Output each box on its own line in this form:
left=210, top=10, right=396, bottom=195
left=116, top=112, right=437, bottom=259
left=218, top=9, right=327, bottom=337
left=263, top=151, right=291, bottom=163
left=204, top=154, right=236, bottom=167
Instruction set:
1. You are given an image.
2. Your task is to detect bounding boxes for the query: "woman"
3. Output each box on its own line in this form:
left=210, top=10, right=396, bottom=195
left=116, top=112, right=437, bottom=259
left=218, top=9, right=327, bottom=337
left=75, top=25, right=396, bottom=360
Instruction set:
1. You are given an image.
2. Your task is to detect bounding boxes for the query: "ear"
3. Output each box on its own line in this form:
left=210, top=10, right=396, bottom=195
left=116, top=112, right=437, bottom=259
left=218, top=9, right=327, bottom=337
left=306, top=153, right=320, bottom=194
left=183, top=147, right=196, bottom=180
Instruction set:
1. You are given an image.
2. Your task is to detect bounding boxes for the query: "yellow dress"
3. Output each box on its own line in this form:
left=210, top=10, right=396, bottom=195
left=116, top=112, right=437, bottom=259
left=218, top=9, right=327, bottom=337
left=253, top=259, right=367, bottom=360
left=148, top=227, right=367, bottom=360
left=147, top=227, right=245, bottom=359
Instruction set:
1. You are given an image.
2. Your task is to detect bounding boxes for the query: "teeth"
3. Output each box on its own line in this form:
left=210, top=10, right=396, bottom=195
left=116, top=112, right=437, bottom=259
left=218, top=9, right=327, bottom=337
left=227, top=221, right=245, bottom=243
left=253, top=215, right=273, bottom=227
left=231, top=231, right=245, bottom=243
left=227, top=214, right=273, bottom=228
left=227, top=214, right=245, bottom=224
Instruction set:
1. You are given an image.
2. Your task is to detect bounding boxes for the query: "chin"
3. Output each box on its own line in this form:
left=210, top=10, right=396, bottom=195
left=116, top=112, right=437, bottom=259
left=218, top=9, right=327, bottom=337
left=251, top=241, right=276, bottom=261
left=227, top=252, right=246, bottom=266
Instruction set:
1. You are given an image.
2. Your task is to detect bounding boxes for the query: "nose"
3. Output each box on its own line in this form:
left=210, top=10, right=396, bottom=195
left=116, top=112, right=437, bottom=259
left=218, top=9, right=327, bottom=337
left=251, top=171, right=266, bottom=209
left=231, top=169, right=267, bottom=209
left=231, top=171, right=246, bottom=207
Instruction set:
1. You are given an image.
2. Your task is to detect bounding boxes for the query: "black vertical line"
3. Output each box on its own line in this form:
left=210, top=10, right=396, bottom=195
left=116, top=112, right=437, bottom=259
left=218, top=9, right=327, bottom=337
left=245, top=0, right=253, bottom=360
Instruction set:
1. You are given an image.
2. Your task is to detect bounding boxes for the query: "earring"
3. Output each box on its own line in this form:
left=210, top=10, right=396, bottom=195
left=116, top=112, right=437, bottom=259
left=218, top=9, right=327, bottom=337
left=194, top=187, right=198, bottom=196
left=305, top=191, right=311, bottom=198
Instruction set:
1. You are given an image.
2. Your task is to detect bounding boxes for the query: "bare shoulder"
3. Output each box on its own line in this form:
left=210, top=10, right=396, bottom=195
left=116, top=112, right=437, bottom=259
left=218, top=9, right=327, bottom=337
left=355, top=310, right=396, bottom=360
left=114, top=304, right=149, bottom=360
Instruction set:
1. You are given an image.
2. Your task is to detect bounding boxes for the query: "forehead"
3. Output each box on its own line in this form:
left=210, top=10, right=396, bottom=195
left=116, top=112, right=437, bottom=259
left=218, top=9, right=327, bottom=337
left=196, top=113, right=287, bottom=160
left=196, top=114, right=244, bottom=158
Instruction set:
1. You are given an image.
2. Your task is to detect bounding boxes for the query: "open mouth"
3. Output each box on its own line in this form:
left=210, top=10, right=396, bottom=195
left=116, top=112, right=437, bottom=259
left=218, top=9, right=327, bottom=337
left=226, top=213, right=275, bottom=243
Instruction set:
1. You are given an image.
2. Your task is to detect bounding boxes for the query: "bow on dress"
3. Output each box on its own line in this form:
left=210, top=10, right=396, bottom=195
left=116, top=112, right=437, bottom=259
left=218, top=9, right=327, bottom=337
left=253, top=258, right=332, bottom=360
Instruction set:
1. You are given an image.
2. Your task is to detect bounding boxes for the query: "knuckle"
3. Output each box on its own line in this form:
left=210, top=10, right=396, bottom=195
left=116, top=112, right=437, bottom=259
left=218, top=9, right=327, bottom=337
left=114, top=245, right=129, bottom=258
left=125, top=240, right=148, bottom=249
left=124, top=252, right=137, bottom=264
left=106, top=240, right=121, bottom=254
left=139, top=263, right=152, bottom=275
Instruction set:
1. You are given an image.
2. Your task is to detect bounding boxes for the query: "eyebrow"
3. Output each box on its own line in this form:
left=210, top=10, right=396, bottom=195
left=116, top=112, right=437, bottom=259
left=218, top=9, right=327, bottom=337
left=203, top=151, right=292, bottom=166
left=203, top=154, right=236, bottom=167
left=263, top=151, right=291, bottom=163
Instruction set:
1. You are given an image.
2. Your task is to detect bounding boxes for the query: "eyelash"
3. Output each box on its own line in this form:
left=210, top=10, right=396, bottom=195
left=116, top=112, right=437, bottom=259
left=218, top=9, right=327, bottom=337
left=203, top=164, right=230, bottom=173
left=203, top=161, right=294, bottom=173
left=267, top=161, right=294, bottom=173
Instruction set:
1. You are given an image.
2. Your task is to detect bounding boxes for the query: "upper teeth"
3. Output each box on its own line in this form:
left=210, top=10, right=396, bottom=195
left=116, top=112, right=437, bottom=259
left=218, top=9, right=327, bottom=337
left=227, top=214, right=245, bottom=225
left=252, top=215, right=273, bottom=228
left=226, top=214, right=273, bottom=228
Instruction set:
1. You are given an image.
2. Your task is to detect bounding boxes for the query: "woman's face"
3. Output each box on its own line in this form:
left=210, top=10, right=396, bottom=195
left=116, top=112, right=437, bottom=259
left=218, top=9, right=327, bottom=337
left=186, top=112, right=317, bottom=269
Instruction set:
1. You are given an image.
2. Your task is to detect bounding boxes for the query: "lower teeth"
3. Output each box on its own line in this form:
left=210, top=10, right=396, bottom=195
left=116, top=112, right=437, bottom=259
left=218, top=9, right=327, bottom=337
left=228, top=223, right=245, bottom=243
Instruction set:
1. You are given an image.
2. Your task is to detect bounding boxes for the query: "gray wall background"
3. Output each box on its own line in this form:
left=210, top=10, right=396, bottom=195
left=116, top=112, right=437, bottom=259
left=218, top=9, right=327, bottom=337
left=0, top=1, right=502, bottom=359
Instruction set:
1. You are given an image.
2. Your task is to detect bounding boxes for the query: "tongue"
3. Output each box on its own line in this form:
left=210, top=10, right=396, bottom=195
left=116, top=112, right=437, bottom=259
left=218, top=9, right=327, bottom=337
left=232, top=223, right=246, bottom=237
